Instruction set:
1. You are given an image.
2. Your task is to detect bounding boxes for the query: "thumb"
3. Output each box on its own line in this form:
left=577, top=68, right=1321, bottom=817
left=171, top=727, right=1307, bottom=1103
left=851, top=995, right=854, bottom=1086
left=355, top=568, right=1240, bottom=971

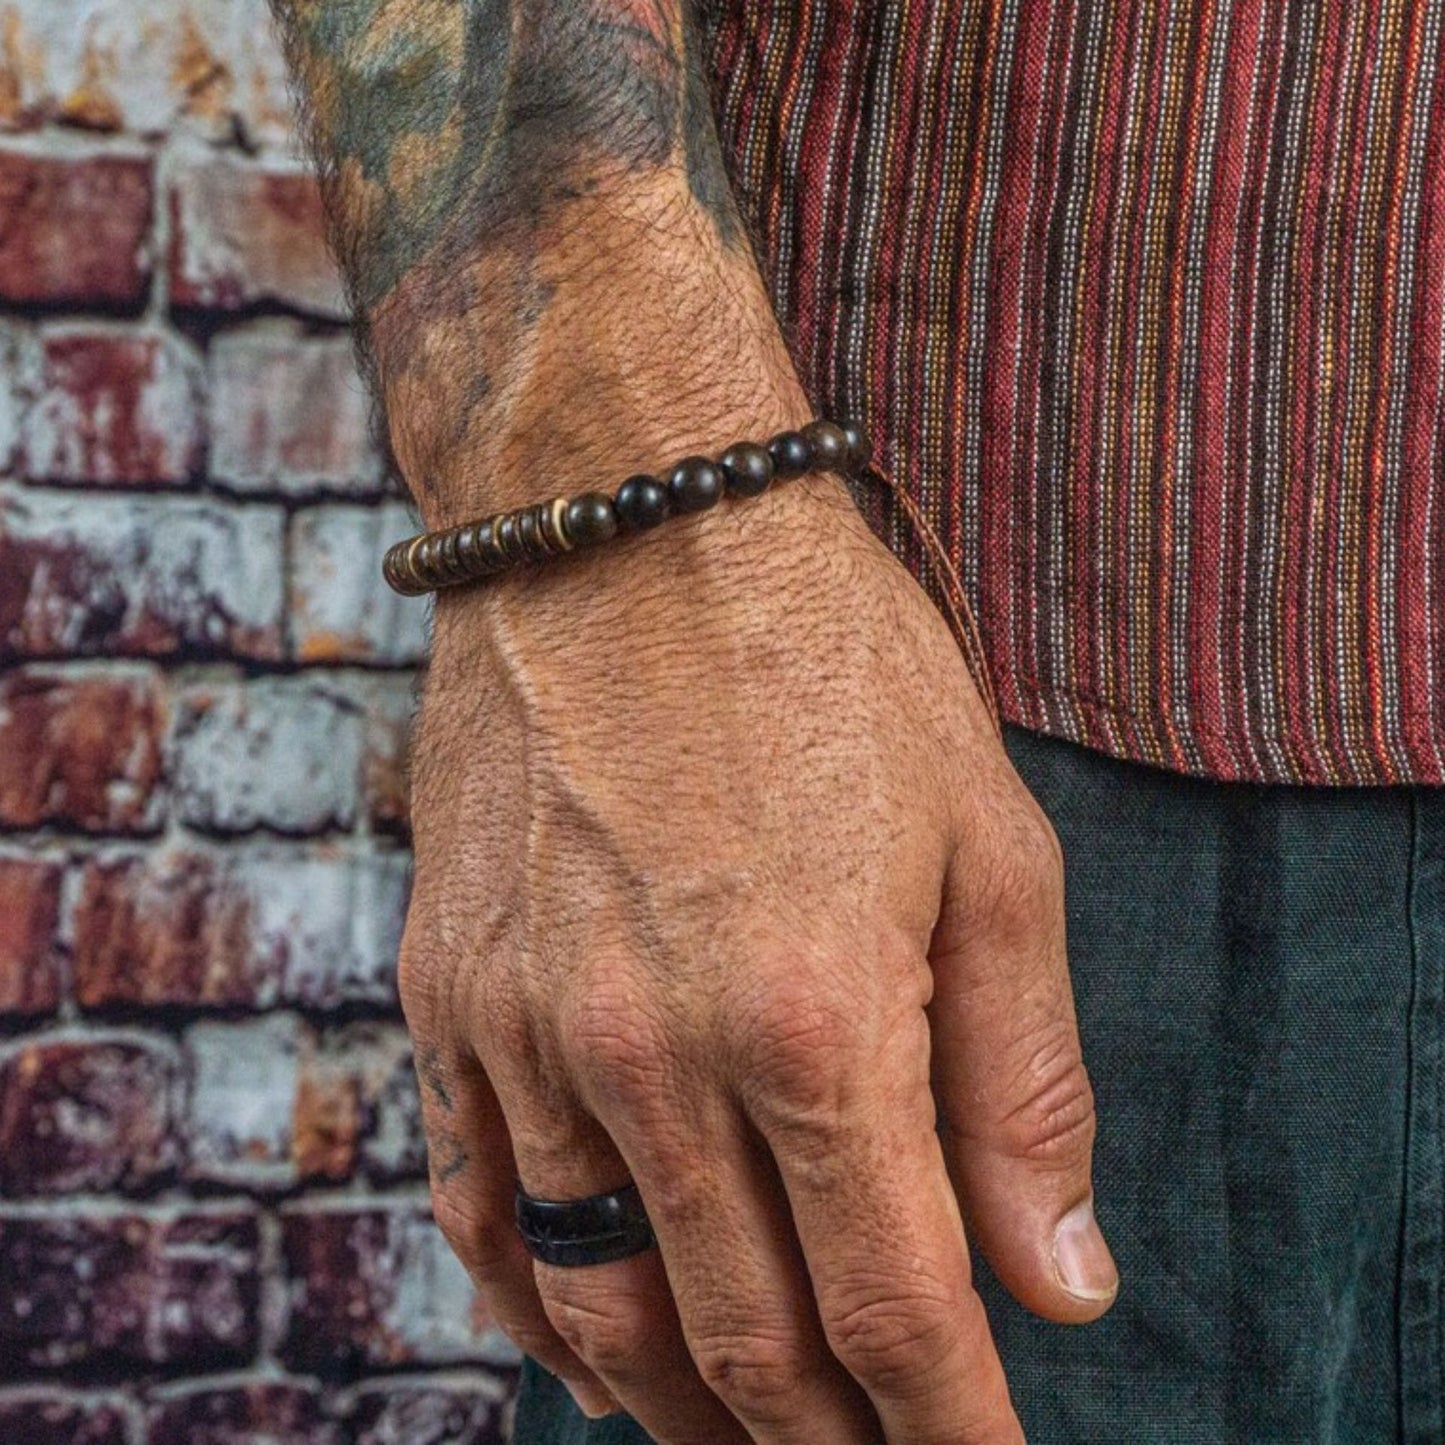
left=928, top=798, right=1119, bottom=1323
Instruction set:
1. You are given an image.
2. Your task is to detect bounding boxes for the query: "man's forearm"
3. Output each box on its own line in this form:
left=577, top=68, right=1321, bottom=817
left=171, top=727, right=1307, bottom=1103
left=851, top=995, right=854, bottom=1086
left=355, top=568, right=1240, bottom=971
left=270, top=0, right=808, bottom=526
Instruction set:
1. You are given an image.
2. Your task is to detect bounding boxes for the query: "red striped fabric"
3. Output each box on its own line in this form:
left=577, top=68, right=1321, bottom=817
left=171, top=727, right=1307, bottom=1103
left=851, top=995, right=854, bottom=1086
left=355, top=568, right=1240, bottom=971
left=708, top=0, right=1445, bottom=785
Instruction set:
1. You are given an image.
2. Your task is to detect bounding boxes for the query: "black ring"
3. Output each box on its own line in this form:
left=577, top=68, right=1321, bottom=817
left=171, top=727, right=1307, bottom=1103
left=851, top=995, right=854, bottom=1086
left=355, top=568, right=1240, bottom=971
left=515, top=1180, right=657, bottom=1268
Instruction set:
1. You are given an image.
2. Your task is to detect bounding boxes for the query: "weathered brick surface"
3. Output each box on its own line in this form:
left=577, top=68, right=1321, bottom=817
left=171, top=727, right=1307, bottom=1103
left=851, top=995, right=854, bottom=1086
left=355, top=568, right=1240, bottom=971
left=147, top=1381, right=342, bottom=1445
left=210, top=326, right=384, bottom=497
left=359, top=672, right=415, bottom=836
left=0, top=487, right=285, bottom=660
left=185, top=1014, right=301, bottom=1188
left=0, top=666, right=166, bottom=830
left=169, top=677, right=362, bottom=834
left=281, top=1206, right=513, bottom=1372
left=0, top=1210, right=260, bottom=1372
left=0, top=855, right=63, bottom=1015
left=0, top=1035, right=181, bottom=1195
left=0, top=1392, right=130, bottom=1445
left=353, top=1029, right=428, bottom=1185
left=0, top=5, right=517, bottom=1432
left=0, top=322, right=27, bottom=469
left=71, top=844, right=408, bottom=1010
left=23, top=326, right=204, bottom=485
left=290, top=504, right=429, bottom=665
left=184, top=1019, right=419, bottom=1190
left=352, top=1380, right=514, bottom=1445
left=0, top=0, right=293, bottom=145
left=168, top=150, right=346, bottom=317
left=0, top=145, right=152, bottom=307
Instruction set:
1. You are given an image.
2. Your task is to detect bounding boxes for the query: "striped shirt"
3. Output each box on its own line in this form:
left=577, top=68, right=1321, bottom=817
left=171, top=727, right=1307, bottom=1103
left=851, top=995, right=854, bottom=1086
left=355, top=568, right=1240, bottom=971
left=708, top=1, right=1445, bottom=786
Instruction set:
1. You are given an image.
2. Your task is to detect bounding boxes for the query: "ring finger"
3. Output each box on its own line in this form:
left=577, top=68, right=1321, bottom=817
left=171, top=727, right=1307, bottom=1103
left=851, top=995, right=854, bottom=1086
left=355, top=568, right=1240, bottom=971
left=506, top=1089, right=750, bottom=1444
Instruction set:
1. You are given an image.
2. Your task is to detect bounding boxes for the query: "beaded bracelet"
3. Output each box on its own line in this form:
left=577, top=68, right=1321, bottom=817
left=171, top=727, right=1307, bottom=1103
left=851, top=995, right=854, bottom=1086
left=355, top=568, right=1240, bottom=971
left=381, top=419, right=872, bottom=597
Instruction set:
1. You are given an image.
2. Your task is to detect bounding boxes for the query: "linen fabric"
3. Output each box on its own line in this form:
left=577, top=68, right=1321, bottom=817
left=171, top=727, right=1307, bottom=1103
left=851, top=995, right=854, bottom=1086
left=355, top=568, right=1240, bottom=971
left=705, top=0, right=1445, bottom=785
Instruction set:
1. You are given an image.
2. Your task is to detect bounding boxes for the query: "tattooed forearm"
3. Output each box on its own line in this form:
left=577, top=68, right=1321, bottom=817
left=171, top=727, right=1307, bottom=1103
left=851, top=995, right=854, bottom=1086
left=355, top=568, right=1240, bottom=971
left=270, top=0, right=741, bottom=316
left=271, top=0, right=799, bottom=522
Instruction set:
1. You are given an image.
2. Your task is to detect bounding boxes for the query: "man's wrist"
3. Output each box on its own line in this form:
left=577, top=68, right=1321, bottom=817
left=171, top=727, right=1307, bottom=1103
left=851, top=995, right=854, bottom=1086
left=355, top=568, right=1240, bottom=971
left=425, top=466, right=864, bottom=667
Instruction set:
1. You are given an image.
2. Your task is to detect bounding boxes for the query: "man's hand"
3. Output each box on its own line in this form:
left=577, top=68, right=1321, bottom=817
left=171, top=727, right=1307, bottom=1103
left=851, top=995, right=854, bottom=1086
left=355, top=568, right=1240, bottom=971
left=402, top=468, right=1118, bottom=1443
left=267, top=3, right=1118, bottom=1434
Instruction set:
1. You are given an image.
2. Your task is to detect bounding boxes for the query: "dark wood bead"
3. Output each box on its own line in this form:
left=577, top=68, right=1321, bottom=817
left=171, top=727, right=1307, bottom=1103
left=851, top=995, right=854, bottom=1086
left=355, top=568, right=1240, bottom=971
left=668, top=456, right=725, bottom=513
left=456, top=523, right=482, bottom=573
left=517, top=505, right=545, bottom=559
left=800, top=420, right=849, bottom=473
left=474, top=519, right=504, bottom=569
left=767, top=429, right=814, bottom=479
left=719, top=442, right=774, bottom=497
left=414, top=535, right=443, bottom=584
left=615, top=474, right=670, bottom=530
left=495, top=513, right=523, bottom=562
left=565, top=492, right=620, bottom=548
left=382, top=544, right=402, bottom=591
left=437, top=529, right=462, bottom=577
left=841, top=420, right=874, bottom=473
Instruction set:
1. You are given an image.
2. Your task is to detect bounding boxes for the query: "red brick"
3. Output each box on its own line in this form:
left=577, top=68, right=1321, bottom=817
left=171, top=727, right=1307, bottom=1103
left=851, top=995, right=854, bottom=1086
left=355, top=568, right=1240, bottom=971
left=280, top=1206, right=508, bottom=1371
left=293, top=1040, right=361, bottom=1185
left=289, top=505, right=428, bottom=665
left=349, top=1027, right=427, bottom=1185
left=72, top=845, right=407, bottom=1011
left=185, top=1015, right=305, bottom=1189
left=183, top=1020, right=417, bottom=1190
left=0, top=1211, right=260, bottom=1372
left=210, top=327, right=384, bottom=496
left=147, top=1383, right=340, bottom=1445
left=0, top=856, right=62, bottom=1015
left=307, top=1024, right=417, bottom=1185
left=0, top=668, right=166, bottom=831
left=170, top=678, right=362, bottom=835
left=352, top=1382, right=513, bottom=1445
left=0, top=146, right=152, bottom=307
left=23, top=328, right=204, bottom=485
left=358, top=674, right=415, bottom=837
left=0, top=1393, right=129, bottom=1445
left=0, top=487, right=284, bottom=661
left=0, top=0, right=295, bottom=148
left=168, top=153, right=345, bottom=318
left=0, top=1035, right=181, bottom=1196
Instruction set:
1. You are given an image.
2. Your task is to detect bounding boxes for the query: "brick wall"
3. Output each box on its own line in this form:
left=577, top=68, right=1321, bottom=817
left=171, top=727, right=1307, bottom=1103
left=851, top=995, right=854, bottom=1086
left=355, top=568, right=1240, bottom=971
left=0, top=3, right=519, bottom=1440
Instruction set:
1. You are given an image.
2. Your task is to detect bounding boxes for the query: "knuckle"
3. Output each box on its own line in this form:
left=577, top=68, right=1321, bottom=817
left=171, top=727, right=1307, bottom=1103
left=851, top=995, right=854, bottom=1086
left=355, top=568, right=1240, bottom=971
left=736, top=971, right=866, bottom=1121
left=982, top=804, right=1065, bottom=938
left=565, top=982, right=670, bottom=1107
left=823, top=1286, right=961, bottom=1388
left=690, top=1329, right=807, bottom=1418
left=996, top=1022, right=1097, bottom=1166
left=540, top=1276, right=653, bottom=1378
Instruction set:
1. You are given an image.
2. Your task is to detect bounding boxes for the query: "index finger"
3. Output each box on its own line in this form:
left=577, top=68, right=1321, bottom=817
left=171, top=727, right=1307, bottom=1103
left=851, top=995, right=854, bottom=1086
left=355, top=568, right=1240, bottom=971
left=739, top=988, right=1024, bottom=1444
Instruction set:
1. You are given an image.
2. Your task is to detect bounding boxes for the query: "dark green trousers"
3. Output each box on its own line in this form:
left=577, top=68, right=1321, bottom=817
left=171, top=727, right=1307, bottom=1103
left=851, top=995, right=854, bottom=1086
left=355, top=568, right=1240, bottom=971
left=515, top=726, right=1445, bottom=1443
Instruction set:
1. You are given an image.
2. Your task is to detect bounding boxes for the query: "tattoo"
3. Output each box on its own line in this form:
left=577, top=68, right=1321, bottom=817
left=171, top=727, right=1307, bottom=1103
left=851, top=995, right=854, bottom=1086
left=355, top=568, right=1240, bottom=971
left=416, top=1044, right=455, bottom=1112
left=433, top=1132, right=471, bottom=1183
left=415, top=1046, right=471, bottom=1182
left=269, top=0, right=741, bottom=315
